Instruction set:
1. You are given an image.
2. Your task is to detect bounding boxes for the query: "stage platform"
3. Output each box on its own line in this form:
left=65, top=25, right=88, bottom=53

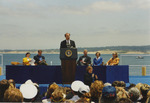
left=0, top=75, right=150, bottom=95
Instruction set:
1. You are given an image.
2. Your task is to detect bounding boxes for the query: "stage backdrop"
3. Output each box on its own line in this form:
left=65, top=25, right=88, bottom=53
left=6, top=65, right=129, bottom=84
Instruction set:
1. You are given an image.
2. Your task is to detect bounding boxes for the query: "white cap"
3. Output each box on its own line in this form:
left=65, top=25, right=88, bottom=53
left=20, top=84, right=38, bottom=99
left=78, top=85, right=90, bottom=94
left=104, top=82, right=112, bottom=87
left=25, top=79, right=39, bottom=87
left=71, top=80, right=84, bottom=92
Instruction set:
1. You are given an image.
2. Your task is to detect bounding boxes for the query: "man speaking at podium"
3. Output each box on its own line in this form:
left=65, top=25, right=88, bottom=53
left=60, top=33, right=77, bottom=84
left=60, top=33, right=76, bottom=48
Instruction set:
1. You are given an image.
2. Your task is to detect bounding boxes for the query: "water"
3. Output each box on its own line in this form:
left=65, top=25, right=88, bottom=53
left=1, top=54, right=150, bottom=75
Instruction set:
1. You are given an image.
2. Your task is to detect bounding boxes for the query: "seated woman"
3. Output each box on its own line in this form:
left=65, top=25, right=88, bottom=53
left=84, top=66, right=98, bottom=87
left=93, top=52, right=103, bottom=66
left=106, top=52, right=119, bottom=66
left=23, top=52, right=32, bottom=66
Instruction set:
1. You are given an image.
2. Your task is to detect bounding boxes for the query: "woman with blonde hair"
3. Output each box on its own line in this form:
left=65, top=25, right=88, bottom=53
left=106, top=52, right=119, bottom=66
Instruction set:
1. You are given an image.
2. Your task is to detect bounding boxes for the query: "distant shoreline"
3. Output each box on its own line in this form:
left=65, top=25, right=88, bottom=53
left=0, top=50, right=149, bottom=54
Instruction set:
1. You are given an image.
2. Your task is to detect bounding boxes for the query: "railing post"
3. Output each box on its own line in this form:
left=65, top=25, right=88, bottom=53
left=142, top=66, right=146, bottom=76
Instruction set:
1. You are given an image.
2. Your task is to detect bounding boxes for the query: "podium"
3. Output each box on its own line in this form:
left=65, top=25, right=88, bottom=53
left=60, top=48, right=77, bottom=84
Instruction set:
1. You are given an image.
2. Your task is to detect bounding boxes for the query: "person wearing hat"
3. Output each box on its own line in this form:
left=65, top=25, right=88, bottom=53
left=84, top=66, right=98, bottom=87
left=69, top=81, right=85, bottom=102
left=20, top=80, right=41, bottom=102
left=106, top=52, right=120, bottom=65
left=101, top=86, right=117, bottom=103
left=76, top=85, right=91, bottom=102
left=93, top=52, right=103, bottom=66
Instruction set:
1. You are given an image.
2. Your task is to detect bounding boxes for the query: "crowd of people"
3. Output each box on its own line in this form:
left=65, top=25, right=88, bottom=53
left=0, top=78, right=150, bottom=103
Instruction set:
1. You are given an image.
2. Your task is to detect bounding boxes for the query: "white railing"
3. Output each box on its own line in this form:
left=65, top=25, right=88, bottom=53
left=120, top=54, right=150, bottom=76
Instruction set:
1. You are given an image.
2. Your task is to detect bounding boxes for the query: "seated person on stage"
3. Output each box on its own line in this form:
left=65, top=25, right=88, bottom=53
left=34, top=50, right=47, bottom=65
left=60, top=33, right=76, bottom=48
left=84, top=66, right=98, bottom=87
left=77, top=49, right=91, bottom=66
left=93, top=52, right=103, bottom=66
left=106, top=52, right=119, bottom=66
left=23, top=52, right=31, bottom=66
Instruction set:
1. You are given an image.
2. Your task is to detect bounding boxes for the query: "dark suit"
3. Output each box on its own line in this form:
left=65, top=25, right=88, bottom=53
left=60, top=40, right=76, bottom=48
left=34, top=55, right=45, bottom=65
left=77, top=55, right=91, bottom=66
left=84, top=72, right=97, bottom=87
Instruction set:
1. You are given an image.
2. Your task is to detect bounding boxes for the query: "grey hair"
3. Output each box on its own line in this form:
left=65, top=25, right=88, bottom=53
left=128, top=87, right=140, bottom=102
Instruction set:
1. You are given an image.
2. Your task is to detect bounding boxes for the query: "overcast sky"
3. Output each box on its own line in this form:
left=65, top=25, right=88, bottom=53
left=0, top=0, right=150, bottom=49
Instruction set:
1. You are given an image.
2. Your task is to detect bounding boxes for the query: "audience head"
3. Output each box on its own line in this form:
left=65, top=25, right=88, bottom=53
left=140, top=85, right=149, bottom=98
left=78, top=85, right=90, bottom=98
left=128, top=87, right=140, bottom=102
left=128, top=83, right=136, bottom=90
left=90, top=80, right=104, bottom=100
left=0, top=79, right=10, bottom=101
left=112, top=52, right=118, bottom=58
left=95, top=52, right=100, bottom=58
left=4, top=88, right=23, bottom=102
left=38, top=50, right=42, bottom=56
left=112, top=81, right=120, bottom=87
left=46, top=83, right=59, bottom=98
left=51, top=87, right=66, bottom=102
left=83, top=49, right=88, bottom=56
left=116, top=87, right=129, bottom=99
left=116, top=98, right=132, bottom=103
left=71, top=80, right=84, bottom=93
left=65, top=33, right=70, bottom=40
left=135, top=83, right=143, bottom=92
left=25, top=52, right=30, bottom=57
left=101, top=86, right=117, bottom=103
left=20, top=80, right=38, bottom=102
left=104, top=82, right=112, bottom=87
left=119, top=81, right=126, bottom=88
left=86, top=66, right=93, bottom=74
left=8, top=79, right=15, bottom=88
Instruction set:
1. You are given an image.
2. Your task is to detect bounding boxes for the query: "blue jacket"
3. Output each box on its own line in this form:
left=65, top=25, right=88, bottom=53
left=93, top=57, right=103, bottom=66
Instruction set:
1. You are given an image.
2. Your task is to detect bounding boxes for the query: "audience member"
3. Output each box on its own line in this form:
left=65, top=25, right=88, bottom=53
left=4, top=88, right=23, bottom=102
left=23, top=52, right=32, bottom=66
left=0, top=79, right=10, bottom=101
left=51, top=87, right=66, bottom=102
left=69, top=81, right=84, bottom=102
left=106, top=52, right=120, bottom=65
left=116, top=98, right=132, bottom=103
left=101, top=86, right=117, bottom=103
left=77, top=49, right=91, bottom=66
left=20, top=80, right=39, bottom=102
left=84, top=66, right=98, bottom=87
left=90, top=80, right=104, bottom=102
left=128, top=87, right=140, bottom=102
left=8, top=79, right=16, bottom=88
left=93, top=52, right=103, bottom=66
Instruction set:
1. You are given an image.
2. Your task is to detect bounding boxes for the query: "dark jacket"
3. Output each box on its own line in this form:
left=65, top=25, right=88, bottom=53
left=77, top=55, right=91, bottom=66
left=84, top=72, right=97, bottom=87
left=60, top=40, right=76, bottom=48
left=34, top=55, right=45, bottom=65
